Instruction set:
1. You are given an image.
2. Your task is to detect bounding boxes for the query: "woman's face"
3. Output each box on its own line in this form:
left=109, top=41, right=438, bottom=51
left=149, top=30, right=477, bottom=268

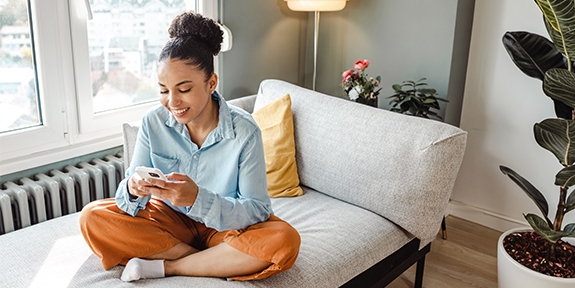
left=157, top=58, right=217, bottom=125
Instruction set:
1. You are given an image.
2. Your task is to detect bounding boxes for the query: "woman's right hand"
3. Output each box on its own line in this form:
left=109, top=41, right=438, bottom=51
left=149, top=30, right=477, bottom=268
left=127, top=173, right=154, bottom=198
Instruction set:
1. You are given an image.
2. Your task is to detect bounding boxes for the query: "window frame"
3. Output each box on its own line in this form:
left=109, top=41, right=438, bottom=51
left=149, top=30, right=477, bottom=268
left=0, top=0, right=217, bottom=175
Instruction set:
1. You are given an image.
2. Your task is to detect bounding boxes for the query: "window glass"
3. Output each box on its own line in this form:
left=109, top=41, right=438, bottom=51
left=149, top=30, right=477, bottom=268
left=88, top=0, right=193, bottom=113
left=0, top=0, right=40, bottom=133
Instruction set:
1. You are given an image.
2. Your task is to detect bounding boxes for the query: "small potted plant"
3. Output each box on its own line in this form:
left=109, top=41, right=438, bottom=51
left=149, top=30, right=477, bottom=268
left=341, top=59, right=381, bottom=107
left=499, top=0, right=575, bottom=286
left=387, top=78, right=448, bottom=120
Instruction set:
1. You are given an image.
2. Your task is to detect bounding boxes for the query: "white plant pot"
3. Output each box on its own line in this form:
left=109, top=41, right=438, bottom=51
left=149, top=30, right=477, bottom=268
left=498, top=227, right=575, bottom=288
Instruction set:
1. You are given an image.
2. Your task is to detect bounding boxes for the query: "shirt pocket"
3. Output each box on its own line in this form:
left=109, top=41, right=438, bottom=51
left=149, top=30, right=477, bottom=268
left=150, top=152, right=179, bottom=174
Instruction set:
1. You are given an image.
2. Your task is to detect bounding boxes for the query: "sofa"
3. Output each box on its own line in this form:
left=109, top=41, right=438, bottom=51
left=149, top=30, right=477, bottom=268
left=0, top=79, right=467, bottom=287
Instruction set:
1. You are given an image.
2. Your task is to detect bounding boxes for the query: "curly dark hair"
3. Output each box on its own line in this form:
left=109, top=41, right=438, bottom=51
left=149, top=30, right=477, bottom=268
left=159, top=11, right=223, bottom=80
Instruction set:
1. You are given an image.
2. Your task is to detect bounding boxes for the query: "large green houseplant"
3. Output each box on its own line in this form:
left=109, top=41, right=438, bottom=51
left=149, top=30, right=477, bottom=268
left=499, top=0, right=575, bottom=281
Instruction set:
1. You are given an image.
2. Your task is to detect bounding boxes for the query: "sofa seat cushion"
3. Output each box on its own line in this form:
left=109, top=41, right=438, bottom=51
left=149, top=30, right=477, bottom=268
left=0, top=189, right=412, bottom=288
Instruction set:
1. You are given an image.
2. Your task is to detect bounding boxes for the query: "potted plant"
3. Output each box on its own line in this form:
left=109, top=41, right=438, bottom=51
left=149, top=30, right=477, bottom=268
left=387, top=78, right=448, bottom=120
left=499, top=0, right=575, bottom=286
left=341, top=59, right=382, bottom=107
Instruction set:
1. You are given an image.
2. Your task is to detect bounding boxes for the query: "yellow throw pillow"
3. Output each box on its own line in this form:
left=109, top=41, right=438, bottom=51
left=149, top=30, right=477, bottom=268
left=252, top=94, right=303, bottom=197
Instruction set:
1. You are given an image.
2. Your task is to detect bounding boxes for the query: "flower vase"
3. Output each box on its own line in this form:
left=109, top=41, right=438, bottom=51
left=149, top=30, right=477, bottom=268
left=356, top=96, right=378, bottom=108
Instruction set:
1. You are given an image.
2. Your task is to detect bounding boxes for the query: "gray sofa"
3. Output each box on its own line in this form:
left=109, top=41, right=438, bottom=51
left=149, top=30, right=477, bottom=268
left=0, top=79, right=467, bottom=287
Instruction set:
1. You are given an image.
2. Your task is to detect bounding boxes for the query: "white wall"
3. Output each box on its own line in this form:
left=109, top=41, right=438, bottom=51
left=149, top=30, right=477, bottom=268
left=452, top=0, right=575, bottom=232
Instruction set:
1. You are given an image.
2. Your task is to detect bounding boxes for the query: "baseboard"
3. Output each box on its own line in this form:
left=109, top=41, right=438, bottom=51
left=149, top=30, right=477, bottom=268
left=446, top=201, right=528, bottom=232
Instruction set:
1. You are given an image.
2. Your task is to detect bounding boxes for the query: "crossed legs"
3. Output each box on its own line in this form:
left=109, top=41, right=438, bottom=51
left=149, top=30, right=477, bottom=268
left=79, top=198, right=300, bottom=281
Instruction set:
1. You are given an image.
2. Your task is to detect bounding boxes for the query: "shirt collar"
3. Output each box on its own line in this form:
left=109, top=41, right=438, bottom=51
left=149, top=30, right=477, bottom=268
left=165, top=91, right=235, bottom=141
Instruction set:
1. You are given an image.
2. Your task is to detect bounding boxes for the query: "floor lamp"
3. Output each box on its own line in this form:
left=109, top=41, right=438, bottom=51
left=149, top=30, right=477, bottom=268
left=285, top=0, right=347, bottom=90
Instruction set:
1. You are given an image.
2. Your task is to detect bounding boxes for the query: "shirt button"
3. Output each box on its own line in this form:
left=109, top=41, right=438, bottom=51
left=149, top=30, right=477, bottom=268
left=193, top=155, right=198, bottom=160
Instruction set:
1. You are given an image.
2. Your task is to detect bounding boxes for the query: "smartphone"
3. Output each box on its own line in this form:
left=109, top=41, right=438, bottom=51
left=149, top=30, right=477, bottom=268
left=134, top=166, right=167, bottom=181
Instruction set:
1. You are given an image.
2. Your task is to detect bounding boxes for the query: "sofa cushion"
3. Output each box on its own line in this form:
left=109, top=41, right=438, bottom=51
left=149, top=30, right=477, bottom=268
left=255, top=79, right=467, bottom=245
left=252, top=94, right=303, bottom=198
left=0, top=189, right=412, bottom=287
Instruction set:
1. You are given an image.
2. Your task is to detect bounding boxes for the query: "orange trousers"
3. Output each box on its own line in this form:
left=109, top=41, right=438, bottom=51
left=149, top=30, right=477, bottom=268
left=79, top=198, right=300, bottom=280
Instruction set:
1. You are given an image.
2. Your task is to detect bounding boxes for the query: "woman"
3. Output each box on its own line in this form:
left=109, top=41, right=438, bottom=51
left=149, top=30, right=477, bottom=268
left=79, top=11, right=300, bottom=282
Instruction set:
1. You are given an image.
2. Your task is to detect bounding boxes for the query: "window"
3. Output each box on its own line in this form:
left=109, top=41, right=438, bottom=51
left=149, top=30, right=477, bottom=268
left=71, top=0, right=201, bottom=135
left=0, top=0, right=40, bottom=133
left=86, top=4, right=170, bottom=113
left=0, top=0, right=217, bottom=175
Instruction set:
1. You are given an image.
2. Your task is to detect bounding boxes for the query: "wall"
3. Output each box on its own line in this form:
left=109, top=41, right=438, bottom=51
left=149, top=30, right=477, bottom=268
left=452, top=0, right=575, bottom=231
left=219, top=0, right=308, bottom=99
left=218, top=0, right=560, bottom=232
left=315, top=0, right=467, bottom=126
left=220, top=0, right=474, bottom=127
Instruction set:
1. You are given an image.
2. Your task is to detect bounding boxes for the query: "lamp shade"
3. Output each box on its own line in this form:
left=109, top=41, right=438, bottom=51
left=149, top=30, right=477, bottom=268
left=285, top=0, right=347, bottom=12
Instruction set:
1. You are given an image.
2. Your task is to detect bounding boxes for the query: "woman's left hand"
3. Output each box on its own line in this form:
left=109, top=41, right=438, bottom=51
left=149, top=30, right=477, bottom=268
left=143, top=172, right=199, bottom=206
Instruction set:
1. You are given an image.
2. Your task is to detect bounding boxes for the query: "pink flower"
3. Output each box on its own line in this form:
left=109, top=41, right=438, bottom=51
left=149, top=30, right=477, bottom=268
left=354, top=59, right=370, bottom=71
left=342, top=69, right=354, bottom=79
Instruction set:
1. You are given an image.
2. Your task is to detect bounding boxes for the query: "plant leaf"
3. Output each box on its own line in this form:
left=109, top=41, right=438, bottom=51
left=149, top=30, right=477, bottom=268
left=525, top=213, right=567, bottom=242
left=418, top=88, right=437, bottom=95
left=566, top=189, right=575, bottom=212
left=534, top=118, right=575, bottom=166
left=536, top=0, right=561, bottom=32
left=544, top=14, right=567, bottom=60
left=536, top=24, right=575, bottom=119
left=543, top=68, right=575, bottom=109
left=499, top=166, right=550, bottom=218
left=565, top=223, right=575, bottom=234
left=555, top=165, right=575, bottom=187
left=535, top=0, right=575, bottom=63
left=502, top=31, right=567, bottom=80
left=552, top=96, right=574, bottom=119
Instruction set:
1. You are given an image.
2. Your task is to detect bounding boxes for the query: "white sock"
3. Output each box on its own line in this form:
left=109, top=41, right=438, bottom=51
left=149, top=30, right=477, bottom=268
left=120, top=258, right=165, bottom=282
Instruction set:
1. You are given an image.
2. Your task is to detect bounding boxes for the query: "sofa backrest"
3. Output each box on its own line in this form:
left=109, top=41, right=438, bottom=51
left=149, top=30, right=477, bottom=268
left=255, top=79, right=467, bottom=244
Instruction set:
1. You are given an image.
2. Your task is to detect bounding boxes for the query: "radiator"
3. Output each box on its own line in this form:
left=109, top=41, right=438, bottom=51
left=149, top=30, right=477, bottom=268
left=0, top=153, right=125, bottom=235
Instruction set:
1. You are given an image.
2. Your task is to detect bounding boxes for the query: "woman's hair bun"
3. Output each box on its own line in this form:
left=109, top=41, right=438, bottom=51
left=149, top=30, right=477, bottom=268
left=168, top=11, right=223, bottom=56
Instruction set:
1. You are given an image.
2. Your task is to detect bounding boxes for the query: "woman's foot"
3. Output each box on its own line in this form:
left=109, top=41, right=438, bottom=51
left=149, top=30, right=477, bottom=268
left=120, top=258, right=165, bottom=282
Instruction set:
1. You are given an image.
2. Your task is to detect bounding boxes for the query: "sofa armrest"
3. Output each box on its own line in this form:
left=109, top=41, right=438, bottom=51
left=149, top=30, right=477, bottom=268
left=228, top=94, right=256, bottom=113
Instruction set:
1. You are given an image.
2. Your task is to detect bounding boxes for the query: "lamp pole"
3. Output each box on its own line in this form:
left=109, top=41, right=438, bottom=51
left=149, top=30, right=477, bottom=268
left=285, top=0, right=347, bottom=91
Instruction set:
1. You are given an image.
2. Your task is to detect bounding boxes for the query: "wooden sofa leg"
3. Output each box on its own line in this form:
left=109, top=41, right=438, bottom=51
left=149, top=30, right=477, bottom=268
left=414, top=256, right=426, bottom=288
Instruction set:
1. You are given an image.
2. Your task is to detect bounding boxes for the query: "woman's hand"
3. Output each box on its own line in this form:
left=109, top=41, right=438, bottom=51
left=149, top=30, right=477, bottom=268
left=142, top=173, right=199, bottom=206
left=128, top=173, right=155, bottom=198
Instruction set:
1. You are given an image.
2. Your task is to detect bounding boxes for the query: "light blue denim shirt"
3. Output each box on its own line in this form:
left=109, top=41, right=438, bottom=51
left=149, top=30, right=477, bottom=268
left=115, top=92, right=272, bottom=231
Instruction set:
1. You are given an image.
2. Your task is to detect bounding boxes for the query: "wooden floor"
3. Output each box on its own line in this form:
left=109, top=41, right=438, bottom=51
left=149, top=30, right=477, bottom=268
left=387, top=216, right=501, bottom=288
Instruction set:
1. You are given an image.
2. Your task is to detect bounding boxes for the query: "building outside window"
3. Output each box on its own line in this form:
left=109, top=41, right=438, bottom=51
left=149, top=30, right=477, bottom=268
left=0, top=0, right=39, bottom=133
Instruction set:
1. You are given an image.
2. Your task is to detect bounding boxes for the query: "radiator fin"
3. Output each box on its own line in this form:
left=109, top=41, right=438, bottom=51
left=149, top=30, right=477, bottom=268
left=0, top=153, right=124, bottom=235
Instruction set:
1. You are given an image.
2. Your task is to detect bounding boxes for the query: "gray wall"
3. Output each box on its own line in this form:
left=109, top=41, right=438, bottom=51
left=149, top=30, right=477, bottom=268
left=220, top=0, right=474, bottom=127
left=219, top=0, right=308, bottom=99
